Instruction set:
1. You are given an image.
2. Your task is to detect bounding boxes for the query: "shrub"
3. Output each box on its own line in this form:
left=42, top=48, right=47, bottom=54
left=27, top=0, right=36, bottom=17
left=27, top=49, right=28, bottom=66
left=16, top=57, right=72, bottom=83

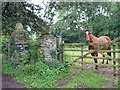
left=1, top=35, right=9, bottom=55
left=2, top=58, right=70, bottom=88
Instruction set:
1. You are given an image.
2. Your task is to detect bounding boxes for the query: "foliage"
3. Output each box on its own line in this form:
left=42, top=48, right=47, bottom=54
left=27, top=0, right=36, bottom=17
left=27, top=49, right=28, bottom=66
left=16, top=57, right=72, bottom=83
left=2, top=36, right=70, bottom=88
left=29, top=38, right=38, bottom=61
left=2, top=1, right=119, bottom=88
left=45, top=2, right=120, bottom=42
left=41, top=59, right=69, bottom=73
left=2, top=2, right=48, bottom=36
left=2, top=58, right=70, bottom=88
left=1, top=35, right=9, bottom=55
left=88, top=2, right=120, bottom=40
left=19, top=50, right=30, bottom=64
left=2, top=2, right=119, bottom=43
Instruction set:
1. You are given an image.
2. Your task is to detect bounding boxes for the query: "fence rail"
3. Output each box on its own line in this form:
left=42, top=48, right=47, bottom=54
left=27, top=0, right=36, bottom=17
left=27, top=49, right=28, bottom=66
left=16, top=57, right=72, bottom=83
left=64, top=42, right=120, bottom=46
left=71, top=66, right=120, bottom=75
left=62, top=37, right=120, bottom=76
left=64, top=55, right=120, bottom=60
left=64, top=49, right=120, bottom=53
left=65, top=59, right=119, bottom=67
left=64, top=37, right=120, bottom=46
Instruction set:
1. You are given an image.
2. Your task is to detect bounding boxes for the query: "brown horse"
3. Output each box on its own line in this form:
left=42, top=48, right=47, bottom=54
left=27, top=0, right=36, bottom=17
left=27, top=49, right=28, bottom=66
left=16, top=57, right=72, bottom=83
left=83, top=28, right=111, bottom=69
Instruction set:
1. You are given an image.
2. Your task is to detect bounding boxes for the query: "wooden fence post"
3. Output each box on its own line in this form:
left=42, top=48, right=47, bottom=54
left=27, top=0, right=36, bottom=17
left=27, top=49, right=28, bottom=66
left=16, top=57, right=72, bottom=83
left=118, top=44, right=120, bottom=77
left=8, top=37, right=10, bottom=60
left=61, top=41, right=64, bottom=63
left=56, top=37, right=59, bottom=61
left=113, top=44, right=116, bottom=76
left=56, top=36, right=62, bottom=62
left=81, top=45, right=83, bottom=70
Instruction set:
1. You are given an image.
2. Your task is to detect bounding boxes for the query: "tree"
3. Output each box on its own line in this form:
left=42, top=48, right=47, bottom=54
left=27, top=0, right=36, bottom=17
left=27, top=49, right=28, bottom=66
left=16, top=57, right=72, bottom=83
left=44, top=2, right=120, bottom=42
left=2, top=2, right=48, bottom=36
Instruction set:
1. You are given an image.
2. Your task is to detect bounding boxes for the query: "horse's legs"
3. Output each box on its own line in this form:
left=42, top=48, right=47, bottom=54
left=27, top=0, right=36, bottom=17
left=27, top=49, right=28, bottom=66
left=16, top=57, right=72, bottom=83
left=106, top=46, right=111, bottom=64
left=107, top=52, right=111, bottom=64
left=91, top=52, right=98, bottom=70
left=95, top=52, right=98, bottom=69
left=102, top=55, right=105, bottom=64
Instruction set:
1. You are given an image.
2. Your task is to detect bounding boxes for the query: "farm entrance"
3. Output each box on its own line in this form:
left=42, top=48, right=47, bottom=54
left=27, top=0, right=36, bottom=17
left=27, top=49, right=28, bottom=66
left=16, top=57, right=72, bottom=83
left=62, top=37, right=120, bottom=76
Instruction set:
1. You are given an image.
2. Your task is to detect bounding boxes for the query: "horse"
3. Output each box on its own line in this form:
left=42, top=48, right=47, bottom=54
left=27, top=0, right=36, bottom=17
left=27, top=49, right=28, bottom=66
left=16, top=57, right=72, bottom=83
left=83, top=28, right=111, bottom=70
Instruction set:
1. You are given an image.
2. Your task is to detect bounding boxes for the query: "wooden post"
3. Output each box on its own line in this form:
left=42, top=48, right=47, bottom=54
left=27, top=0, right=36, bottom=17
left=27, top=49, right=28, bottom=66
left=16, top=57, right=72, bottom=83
left=81, top=45, right=83, bottom=70
left=113, top=45, right=116, bottom=76
left=61, top=41, right=64, bottom=63
left=56, top=37, right=59, bottom=61
left=11, top=43, right=14, bottom=60
left=59, top=37, right=62, bottom=63
left=56, top=36, right=62, bottom=62
left=15, top=50, right=19, bottom=61
left=8, top=37, right=10, bottom=60
left=118, top=45, right=120, bottom=78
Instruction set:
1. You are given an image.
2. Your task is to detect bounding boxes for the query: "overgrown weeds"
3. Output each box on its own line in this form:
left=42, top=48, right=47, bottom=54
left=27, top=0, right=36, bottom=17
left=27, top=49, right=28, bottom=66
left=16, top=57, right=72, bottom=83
left=2, top=58, right=70, bottom=88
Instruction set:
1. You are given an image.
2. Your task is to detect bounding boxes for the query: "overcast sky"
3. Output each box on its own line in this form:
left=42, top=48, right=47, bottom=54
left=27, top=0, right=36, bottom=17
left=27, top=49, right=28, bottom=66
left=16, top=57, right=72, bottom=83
left=27, top=0, right=47, bottom=17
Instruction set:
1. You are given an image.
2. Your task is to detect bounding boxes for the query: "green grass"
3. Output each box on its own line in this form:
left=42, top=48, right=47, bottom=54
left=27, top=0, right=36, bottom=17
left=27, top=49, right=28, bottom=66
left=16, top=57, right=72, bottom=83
left=2, top=58, right=71, bottom=88
left=61, top=71, right=116, bottom=88
left=61, top=46, right=119, bottom=88
left=2, top=45, right=119, bottom=88
left=64, top=47, right=119, bottom=64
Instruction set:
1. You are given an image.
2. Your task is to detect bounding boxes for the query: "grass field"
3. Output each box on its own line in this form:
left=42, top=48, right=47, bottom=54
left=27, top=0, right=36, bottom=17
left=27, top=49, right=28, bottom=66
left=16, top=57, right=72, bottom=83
left=64, top=46, right=119, bottom=64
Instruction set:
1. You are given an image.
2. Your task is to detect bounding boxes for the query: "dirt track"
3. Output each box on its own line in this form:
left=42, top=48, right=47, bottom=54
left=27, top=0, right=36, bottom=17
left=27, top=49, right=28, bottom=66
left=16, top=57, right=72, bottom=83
left=2, top=74, right=25, bottom=88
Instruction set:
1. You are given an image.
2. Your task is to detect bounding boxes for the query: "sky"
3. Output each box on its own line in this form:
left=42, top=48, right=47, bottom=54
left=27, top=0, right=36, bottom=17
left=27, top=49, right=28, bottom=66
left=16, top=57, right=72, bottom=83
left=27, top=0, right=59, bottom=25
left=27, top=0, right=48, bottom=19
left=26, top=0, right=48, bottom=31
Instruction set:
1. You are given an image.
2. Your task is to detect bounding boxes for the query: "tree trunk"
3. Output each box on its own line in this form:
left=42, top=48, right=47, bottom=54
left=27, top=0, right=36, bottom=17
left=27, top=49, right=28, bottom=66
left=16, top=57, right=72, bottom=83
left=109, top=2, right=112, bottom=19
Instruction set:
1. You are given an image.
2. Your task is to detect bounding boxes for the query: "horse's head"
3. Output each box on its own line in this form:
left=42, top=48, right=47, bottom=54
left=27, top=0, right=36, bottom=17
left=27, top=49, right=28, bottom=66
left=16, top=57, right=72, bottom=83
left=83, top=28, right=92, bottom=44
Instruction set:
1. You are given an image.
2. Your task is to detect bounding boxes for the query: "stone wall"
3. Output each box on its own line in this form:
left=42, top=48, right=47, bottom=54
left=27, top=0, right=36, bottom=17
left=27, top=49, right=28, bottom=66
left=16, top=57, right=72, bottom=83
left=37, top=30, right=56, bottom=61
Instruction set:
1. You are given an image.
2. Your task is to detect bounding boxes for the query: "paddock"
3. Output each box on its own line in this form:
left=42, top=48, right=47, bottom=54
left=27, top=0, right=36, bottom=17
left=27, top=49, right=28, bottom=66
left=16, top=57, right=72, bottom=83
left=59, top=37, right=120, bottom=76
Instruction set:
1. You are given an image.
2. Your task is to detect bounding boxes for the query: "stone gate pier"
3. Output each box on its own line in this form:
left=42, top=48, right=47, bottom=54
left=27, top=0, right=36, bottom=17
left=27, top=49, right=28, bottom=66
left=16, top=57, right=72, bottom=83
left=9, top=23, right=30, bottom=63
left=37, top=30, right=56, bottom=61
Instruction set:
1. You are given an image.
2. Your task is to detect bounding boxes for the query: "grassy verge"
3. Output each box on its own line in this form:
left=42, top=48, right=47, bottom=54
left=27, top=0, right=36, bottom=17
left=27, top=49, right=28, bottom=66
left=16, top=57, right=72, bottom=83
left=60, top=71, right=116, bottom=88
left=2, top=58, right=71, bottom=88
